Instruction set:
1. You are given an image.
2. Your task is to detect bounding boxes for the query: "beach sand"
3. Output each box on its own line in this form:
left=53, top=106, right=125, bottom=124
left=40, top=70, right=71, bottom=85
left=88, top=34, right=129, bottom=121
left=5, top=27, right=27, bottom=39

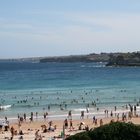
left=0, top=115, right=140, bottom=140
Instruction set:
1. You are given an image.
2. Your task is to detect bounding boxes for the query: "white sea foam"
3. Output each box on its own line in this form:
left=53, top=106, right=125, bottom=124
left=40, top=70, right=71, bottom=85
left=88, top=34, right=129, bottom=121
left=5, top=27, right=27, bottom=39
left=74, top=108, right=87, bottom=112
left=0, top=105, right=11, bottom=110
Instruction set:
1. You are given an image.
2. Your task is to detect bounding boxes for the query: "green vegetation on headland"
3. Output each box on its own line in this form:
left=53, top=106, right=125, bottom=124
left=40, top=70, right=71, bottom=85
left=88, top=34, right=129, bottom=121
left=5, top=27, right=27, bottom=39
left=66, top=122, right=140, bottom=140
left=39, top=53, right=109, bottom=63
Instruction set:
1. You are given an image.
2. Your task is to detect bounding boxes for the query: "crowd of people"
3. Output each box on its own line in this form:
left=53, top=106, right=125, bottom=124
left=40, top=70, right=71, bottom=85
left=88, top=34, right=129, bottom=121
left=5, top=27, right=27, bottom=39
left=0, top=102, right=139, bottom=140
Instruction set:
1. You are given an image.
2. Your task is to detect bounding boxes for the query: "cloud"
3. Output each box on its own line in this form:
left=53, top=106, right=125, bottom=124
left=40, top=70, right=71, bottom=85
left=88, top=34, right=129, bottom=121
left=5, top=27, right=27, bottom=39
left=0, top=11, right=140, bottom=58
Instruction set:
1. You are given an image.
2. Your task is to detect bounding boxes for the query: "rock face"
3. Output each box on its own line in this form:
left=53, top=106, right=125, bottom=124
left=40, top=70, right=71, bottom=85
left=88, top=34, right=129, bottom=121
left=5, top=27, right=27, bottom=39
left=106, top=52, right=140, bottom=66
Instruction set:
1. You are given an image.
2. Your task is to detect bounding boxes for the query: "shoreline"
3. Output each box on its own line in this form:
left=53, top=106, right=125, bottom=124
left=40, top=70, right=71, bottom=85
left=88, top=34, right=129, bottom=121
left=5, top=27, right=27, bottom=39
left=0, top=108, right=138, bottom=122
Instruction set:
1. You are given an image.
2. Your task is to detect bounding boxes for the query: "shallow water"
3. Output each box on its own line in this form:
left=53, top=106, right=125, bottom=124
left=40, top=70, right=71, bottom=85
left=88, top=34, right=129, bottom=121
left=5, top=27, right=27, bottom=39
left=0, top=62, right=140, bottom=119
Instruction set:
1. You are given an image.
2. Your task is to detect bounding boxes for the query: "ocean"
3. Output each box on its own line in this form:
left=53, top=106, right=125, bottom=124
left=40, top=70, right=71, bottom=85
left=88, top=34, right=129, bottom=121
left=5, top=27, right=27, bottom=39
left=0, top=61, right=140, bottom=120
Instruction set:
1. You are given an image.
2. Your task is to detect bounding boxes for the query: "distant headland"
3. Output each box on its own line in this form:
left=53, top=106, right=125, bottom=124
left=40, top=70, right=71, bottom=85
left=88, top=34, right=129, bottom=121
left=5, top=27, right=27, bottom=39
left=39, top=52, right=140, bottom=66
left=0, top=52, right=140, bottom=66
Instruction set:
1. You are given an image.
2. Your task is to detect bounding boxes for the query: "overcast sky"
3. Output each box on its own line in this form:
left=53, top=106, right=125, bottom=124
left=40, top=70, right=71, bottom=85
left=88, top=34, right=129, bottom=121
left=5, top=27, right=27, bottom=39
left=0, top=0, right=140, bottom=58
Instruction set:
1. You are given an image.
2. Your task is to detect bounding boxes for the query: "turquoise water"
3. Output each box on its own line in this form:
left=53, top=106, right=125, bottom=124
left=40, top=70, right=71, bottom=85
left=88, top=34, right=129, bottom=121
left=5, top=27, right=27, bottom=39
left=0, top=62, right=140, bottom=119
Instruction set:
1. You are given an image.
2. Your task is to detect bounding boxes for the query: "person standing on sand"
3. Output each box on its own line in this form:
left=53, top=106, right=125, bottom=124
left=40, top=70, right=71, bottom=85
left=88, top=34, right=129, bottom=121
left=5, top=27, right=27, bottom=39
left=80, top=111, right=84, bottom=119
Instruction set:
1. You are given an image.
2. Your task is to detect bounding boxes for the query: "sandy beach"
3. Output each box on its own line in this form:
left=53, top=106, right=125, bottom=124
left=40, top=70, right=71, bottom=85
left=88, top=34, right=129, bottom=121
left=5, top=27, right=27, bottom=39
left=0, top=114, right=140, bottom=140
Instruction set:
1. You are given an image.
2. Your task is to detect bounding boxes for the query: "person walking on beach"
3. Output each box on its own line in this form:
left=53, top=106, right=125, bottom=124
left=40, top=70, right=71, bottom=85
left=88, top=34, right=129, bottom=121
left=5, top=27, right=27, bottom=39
left=110, top=111, right=113, bottom=117
left=17, top=114, right=20, bottom=120
left=134, top=105, right=137, bottom=116
left=81, top=111, right=84, bottom=119
left=117, top=113, right=119, bottom=121
left=130, top=105, right=133, bottom=116
left=93, top=116, right=96, bottom=124
left=69, top=119, right=74, bottom=130
left=95, top=119, right=98, bottom=126
left=114, top=106, right=117, bottom=111
left=43, top=113, right=46, bottom=121
left=99, top=119, right=103, bottom=126
left=30, top=112, right=33, bottom=122
left=36, top=112, right=38, bottom=119
left=68, top=110, right=72, bottom=119
left=114, top=106, right=117, bottom=117
left=48, top=105, right=50, bottom=111
left=5, top=116, right=7, bottom=122
left=64, top=119, right=68, bottom=129
left=23, top=113, right=26, bottom=121
left=86, top=107, right=89, bottom=113
left=10, top=126, right=15, bottom=139
left=107, top=110, right=109, bottom=117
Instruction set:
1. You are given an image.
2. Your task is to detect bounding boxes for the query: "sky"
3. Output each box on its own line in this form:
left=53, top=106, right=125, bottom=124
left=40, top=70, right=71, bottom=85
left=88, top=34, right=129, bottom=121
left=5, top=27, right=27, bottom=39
left=0, top=0, right=140, bottom=58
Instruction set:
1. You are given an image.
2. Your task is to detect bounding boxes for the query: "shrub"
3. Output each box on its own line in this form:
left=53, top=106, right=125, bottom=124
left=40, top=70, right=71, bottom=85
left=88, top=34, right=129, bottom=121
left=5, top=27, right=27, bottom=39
left=66, top=122, right=140, bottom=140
